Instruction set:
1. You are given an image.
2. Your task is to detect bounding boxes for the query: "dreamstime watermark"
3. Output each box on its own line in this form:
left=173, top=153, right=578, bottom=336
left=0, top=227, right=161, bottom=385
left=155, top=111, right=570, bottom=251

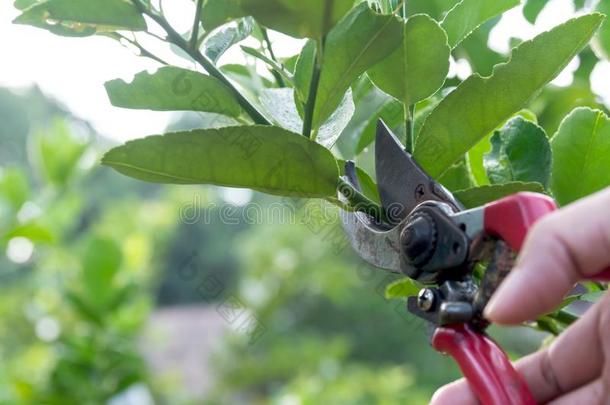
left=180, top=194, right=355, bottom=255
left=177, top=250, right=267, bottom=346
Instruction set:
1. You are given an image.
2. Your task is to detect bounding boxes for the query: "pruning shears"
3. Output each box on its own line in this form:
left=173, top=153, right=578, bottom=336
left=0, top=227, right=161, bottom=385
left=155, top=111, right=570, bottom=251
left=340, top=121, right=610, bottom=405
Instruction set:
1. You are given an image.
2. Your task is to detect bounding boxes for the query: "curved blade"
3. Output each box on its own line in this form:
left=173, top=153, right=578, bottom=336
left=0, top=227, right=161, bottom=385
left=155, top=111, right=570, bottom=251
left=375, top=120, right=461, bottom=223
left=340, top=161, right=403, bottom=273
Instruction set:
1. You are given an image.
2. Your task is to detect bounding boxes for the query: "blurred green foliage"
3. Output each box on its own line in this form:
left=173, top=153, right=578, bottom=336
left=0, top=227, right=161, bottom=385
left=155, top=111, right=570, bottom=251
left=0, top=86, right=541, bottom=404
left=5, top=0, right=610, bottom=403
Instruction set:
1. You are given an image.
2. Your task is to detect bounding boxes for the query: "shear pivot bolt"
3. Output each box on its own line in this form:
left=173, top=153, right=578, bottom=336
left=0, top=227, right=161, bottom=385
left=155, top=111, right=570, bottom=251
left=417, top=288, right=436, bottom=312
left=402, top=213, right=436, bottom=267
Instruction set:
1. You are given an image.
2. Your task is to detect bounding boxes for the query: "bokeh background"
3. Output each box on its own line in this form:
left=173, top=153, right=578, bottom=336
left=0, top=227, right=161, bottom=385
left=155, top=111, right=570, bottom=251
left=1, top=0, right=608, bottom=403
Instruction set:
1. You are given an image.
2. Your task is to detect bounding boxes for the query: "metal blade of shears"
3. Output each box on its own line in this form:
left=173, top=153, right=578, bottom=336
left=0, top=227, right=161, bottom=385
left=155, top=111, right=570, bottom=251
left=375, top=120, right=462, bottom=223
left=340, top=161, right=403, bottom=273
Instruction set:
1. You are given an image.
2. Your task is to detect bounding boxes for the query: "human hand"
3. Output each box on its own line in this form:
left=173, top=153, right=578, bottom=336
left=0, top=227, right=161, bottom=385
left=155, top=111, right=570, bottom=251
left=431, top=189, right=610, bottom=404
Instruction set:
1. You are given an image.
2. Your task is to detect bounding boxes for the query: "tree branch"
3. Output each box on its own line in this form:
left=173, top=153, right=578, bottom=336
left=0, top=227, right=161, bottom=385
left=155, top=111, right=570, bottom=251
left=131, top=0, right=271, bottom=125
left=189, top=0, right=204, bottom=51
left=302, top=39, right=323, bottom=138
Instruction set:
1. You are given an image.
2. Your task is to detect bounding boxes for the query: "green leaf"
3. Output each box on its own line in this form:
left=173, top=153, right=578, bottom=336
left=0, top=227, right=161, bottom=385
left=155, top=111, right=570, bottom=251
left=81, top=237, right=123, bottom=308
left=293, top=39, right=317, bottom=114
left=220, top=64, right=274, bottom=97
left=439, top=156, right=475, bottom=192
left=314, top=3, right=402, bottom=129
left=259, top=88, right=354, bottom=148
left=415, top=14, right=604, bottom=178
left=34, top=120, right=87, bottom=187
left=385, top=277, right=421, bottom=299
left=468, top=110, right=538, bottom=186
left=534, top=82, right=598, bottom=136
left=457, top=18, right=505, bottom=76
left=201, top=0, right=245, bottom=31
left=102, top=126, right=340, bottom=198
left=5, top=222, right=55, bottom=243
left=593, top=0, right=610, bottom=60
left=14, top=0, right=38, bottom=10
left=240, top=46, right=295, bottom=86
left=105, top=67, right=242, bottom=118
left=523, top=0, right=549, bottom=24
left=441, top=0, right=519, bottom=48
left=66, top=291, right=104, bottom=326
left=406, top=0, right=461, bottom=19
left=454, top=182, right=545, bottom=208
left=468, top=133, right=492, bottom=186
left=336, top=77, right=396, bottom=158
left=203, top=18, right=254, bottom=64
left=355, top=98, right=404, bottom=156
left=0, top=168, right=29, bottom=211
left=240, top=0, right=354, bottom=39
left=551, top=107, right=610, bottom=206
left=14, top=0, right=146, bottom=36
left=484, top=117, right=551, bottom=188
left=368, top=14, right=450, bottom=107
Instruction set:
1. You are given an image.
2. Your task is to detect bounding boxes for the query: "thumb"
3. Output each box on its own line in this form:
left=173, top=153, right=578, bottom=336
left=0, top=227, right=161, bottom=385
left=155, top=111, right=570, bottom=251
left=484, top=188, right=610, bottom=324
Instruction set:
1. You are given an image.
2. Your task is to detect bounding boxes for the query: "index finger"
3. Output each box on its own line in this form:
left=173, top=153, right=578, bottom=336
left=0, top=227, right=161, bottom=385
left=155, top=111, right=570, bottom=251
left=485, top=188, right=610, bottom=324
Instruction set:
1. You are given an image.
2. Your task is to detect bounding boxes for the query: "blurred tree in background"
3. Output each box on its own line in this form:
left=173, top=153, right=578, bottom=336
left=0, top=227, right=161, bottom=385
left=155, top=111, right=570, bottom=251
left=0, top=85, right=542, bottom=404
left=4, top=0, right=610, bottom=403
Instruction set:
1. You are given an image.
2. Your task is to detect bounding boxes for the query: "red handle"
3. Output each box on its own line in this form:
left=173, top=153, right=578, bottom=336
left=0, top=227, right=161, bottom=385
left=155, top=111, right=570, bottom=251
left=430, top=192, right=610, bottom=404
left=483, top=192, right=610, bottom=280
left=483, top=192, right=556, bottom=251
left=432, top=324, right=537, bottom=405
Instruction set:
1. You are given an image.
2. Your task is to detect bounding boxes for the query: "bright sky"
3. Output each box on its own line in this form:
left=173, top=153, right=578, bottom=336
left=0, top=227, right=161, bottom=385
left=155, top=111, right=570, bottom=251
left=1, top=0, right=609, bottom=142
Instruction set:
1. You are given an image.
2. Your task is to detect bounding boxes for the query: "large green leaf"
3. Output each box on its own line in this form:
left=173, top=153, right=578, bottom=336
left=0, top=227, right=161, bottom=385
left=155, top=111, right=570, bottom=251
left=414, top=14, right=604, bottom=178
left=14, top=0, right=146, bottom=36
left=240, top=0, right=354, bottom=39
left=441, top=0, right=519, bottom=48
left=105, top=67, right=242, bottom=118
left=368, top=14, right=450, bottom=107
left=484, top=117, right=551, bottom=188
left=102, top=126, right=340, bottom=197
left=551, top=107, right=610, bottom=206
left=314, top=3, right=402, bottom=129
left=454, top=182, right=545, bottom=208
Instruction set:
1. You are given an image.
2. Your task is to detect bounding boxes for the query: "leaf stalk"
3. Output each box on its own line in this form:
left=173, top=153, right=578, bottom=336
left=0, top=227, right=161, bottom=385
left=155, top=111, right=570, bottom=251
left=302, top=39, right=324, bottom=138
